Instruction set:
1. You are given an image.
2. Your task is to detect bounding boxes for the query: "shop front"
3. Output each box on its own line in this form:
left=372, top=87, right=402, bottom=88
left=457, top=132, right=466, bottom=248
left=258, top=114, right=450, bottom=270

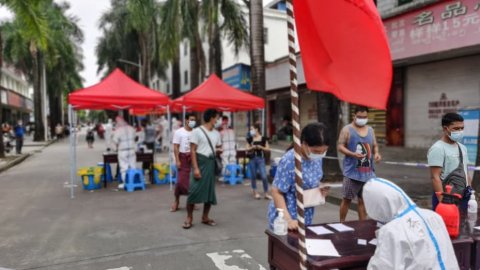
left=0, top=88, right=32, bottom=124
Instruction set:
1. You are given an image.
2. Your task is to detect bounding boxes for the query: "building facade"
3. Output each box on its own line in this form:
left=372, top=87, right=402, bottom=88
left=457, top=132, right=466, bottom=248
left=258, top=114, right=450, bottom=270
left=0, top=65, right=32, bottom=125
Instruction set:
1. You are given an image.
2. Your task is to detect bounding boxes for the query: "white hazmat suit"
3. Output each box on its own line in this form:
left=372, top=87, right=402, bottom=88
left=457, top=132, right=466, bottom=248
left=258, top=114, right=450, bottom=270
left=364, top=178, right=459, bottom=270
left=103, top=119, right=113, bottom=151
left=112, top=116, right=137, bottom=185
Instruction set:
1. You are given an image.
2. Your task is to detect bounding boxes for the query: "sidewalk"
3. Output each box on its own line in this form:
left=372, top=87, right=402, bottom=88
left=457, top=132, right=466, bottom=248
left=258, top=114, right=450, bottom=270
left=0, top=134, right=56, bottom=173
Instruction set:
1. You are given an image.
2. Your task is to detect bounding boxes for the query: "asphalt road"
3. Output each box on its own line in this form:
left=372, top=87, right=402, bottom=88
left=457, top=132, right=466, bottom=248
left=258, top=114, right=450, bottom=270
left=0, top=135, right=357, bottom=270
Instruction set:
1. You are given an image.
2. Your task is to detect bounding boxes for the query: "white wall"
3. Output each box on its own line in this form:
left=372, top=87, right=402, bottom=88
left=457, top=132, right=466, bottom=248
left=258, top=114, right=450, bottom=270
left=405, top=55, right=480, bottom=148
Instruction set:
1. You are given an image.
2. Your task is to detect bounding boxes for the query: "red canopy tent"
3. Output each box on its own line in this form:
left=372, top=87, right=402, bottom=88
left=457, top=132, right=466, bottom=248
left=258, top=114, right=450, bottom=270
left=171, top=74, right=265, bottom=112
left=66, top=69, right=172, bottom=200
left=68, top=68, right=170, bottom=110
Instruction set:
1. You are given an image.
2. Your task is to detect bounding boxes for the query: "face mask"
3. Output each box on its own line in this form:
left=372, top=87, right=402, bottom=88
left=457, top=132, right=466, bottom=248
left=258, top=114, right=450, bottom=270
left=448, top=130, right=464, bottom=142
left=214, top=119, right=222, bottom=128
left=307, top=147, right=326, bottom=160
left=188, top=121, right=196, bottom=129
left=355, top=118, right=368, bottom=127
left=250, top=130, right=257, bottom=136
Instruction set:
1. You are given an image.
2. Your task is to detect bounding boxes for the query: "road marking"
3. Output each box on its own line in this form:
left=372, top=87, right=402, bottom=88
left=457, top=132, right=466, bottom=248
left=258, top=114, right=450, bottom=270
left=206, top=250, right=266, bottom=270
left=0, top=267, right=14, bottom=270
left=105, top=267, right=131, bottom=270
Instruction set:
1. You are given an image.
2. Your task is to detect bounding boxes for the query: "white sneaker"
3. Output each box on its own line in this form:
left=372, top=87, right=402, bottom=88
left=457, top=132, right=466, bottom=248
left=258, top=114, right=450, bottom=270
left=118, top=183, right=125, bottom=189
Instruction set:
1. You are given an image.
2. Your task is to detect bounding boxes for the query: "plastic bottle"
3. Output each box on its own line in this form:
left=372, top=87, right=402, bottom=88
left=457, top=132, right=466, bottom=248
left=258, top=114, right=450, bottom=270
left=435, top=185, right=461, bottom=238
left=468, top=192, right=478, bottom=215
left=273, top=208, right=287, bottom=235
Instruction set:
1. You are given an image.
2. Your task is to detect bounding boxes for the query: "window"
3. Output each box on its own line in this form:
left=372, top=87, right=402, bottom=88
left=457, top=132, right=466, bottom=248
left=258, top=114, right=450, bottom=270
left=166, top=82, right=170, bottom=94
left=184, top=41, right=188, bottom=56
left=264, top=27, right=269, bottom=44
left=184, top=70, right=188, bottom=85
left=398, top=0, right=413, bottom=6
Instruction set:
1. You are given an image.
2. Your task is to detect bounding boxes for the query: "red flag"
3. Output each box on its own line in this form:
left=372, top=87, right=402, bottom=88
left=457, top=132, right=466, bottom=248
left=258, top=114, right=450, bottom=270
left=294, top=0, right=392, bottom=109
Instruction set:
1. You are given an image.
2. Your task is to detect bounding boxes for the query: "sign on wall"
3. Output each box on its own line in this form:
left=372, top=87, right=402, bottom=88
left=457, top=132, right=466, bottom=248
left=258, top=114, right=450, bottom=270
left=223, top=64, right=251, bottom=91
left=428, top=93, right=460, bottom=119
left=384, top=0, right=480, bottom=60
left=459, top=109, right=479, bottom=165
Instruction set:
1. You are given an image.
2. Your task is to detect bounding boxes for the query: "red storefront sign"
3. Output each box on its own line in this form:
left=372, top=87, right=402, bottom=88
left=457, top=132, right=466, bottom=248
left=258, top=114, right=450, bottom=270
left=384, top=0, right=480, bottom=60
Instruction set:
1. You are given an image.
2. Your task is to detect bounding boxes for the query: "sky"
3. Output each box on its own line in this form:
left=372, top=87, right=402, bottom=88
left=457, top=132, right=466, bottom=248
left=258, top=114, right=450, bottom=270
left=0, top=0, right=275, bottom=88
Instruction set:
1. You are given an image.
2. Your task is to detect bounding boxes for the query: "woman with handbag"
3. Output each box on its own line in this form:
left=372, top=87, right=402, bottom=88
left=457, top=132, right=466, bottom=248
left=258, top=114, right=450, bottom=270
left=267, top=123, right=330, bottom=231
left=246, top=124, right=272, bottom=200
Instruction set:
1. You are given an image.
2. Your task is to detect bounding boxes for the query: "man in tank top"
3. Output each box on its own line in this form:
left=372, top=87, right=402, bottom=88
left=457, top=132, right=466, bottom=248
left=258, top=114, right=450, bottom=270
left=338, top=106, right=381, bottom=222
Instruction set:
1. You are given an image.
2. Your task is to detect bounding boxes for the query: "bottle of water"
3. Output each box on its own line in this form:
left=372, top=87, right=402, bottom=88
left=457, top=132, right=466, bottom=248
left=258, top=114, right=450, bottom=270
left=468, top=192, right=478, bottom=215
left=273, top=208, right=287, bottom=235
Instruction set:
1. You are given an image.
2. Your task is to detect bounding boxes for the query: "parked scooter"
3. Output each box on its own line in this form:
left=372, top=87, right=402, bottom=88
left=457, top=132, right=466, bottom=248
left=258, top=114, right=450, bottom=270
left=3, top=132, right=14, bottom=153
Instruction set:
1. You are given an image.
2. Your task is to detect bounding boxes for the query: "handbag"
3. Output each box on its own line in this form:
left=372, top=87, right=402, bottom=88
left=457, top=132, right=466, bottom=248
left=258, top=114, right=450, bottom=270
left=442, top=145, right=468, bottom=202
left=199, top=127, right=223, bottom=176
left=303, top=187, right=325, bottom=208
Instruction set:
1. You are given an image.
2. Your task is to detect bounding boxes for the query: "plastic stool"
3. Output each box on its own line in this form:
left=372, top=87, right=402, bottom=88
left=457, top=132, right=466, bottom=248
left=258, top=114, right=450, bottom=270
left=97, top=162, right=113, bottom=182
left=124, top=169, right=146, bottom=192
left=224, top=164, right=243, bottom=185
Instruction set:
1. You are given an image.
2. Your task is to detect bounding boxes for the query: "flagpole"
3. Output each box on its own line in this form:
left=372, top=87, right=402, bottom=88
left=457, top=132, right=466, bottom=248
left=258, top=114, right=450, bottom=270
left=286, top=1, right=307, bottom=269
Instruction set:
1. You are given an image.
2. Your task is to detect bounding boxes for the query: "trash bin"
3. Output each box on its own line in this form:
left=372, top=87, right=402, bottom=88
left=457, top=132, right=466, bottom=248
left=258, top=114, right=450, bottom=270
left=77, top=166, right=103, bottom=190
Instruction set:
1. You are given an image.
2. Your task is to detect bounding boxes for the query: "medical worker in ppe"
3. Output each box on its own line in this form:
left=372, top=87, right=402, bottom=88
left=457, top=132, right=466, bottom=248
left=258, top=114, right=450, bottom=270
left=364, top=178, right=458, bottom=270
left=112, top=116, right=137, bottom=189
left=104, top=118, right=113, bottom=151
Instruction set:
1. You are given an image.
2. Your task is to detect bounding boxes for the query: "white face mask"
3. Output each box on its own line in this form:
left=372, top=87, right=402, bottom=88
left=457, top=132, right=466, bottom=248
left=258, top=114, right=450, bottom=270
left=307, top=147, right=326, bottom=160
left=188, top=120, right=196, bottom=129
left=250, top=130, right=257, bottom=137
left=355, top=118, right=368, bottom=127
left=214, top=119, right=222, bottom=128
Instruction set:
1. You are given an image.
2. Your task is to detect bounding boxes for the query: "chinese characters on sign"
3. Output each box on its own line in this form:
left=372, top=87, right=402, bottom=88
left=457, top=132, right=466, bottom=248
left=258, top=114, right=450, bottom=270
left=428, top=93, right=460, bottom=119
left=384, top=0, right=480, bottom=60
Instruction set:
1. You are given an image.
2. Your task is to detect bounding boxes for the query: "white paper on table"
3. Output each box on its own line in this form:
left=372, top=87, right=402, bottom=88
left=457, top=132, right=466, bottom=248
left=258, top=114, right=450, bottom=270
left=369, top=238, right=378, bottom=246
left=305, top=239, right=341, bottom=257
left=357, top=239, right=367, bottom=245
left=319, top=183, right=343, bottom=189
left=474, top=226, right=480, bottom=231
left=327, top=223, right=355, bottom=232
left=308, top=226, right=334, bottom=235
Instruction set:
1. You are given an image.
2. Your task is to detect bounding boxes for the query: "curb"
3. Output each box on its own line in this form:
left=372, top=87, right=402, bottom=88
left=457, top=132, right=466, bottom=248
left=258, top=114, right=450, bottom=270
left=0, top=153, right=31, bottom=174
left=0, top=139, right=56, bottom=174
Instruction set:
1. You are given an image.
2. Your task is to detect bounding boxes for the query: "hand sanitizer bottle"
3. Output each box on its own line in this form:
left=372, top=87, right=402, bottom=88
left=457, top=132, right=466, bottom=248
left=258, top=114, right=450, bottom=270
left=273, top=208, right=287, bottom=235
left=468, top=192, right=478, bottom=215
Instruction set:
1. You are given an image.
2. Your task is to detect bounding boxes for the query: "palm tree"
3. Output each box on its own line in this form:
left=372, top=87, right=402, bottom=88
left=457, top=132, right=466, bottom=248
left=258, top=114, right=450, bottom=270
left=1, top=0, right=50, bottom=142
left=97, top=0, right=164, bottom=86
left=43, top=2, right=84, bottom=135
left=200, top=0, right=249, bottom=78
left=243, top=0, right=266, bottom=134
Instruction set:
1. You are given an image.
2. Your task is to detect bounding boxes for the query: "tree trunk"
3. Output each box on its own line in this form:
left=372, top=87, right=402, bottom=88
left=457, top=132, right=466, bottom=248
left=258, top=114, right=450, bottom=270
left=196, top=31, right=206, bottom=81
left=190, top=40, right=199, bottom=89
left=171, top=52, right=181, bottom=98
left=316, top=92, right=343, bottom=181
left=250, top=0, right=266, bottom=133
left=213, top=27, right=222, bottom=78
left=33, top=51, right=45, bottom=142
left=139, top=33, right=149, bottom=86
left=0, top=30, right=4, bottom=158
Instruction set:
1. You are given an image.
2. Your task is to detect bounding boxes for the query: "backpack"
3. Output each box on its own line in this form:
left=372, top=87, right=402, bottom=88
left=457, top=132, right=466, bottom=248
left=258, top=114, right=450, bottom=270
left=442, top=145, right=467, bottom=201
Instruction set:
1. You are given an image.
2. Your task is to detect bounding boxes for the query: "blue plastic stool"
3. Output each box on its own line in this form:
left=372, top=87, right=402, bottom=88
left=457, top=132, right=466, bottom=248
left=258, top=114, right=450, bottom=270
left=97, top=162, right=113, bottom=182
left=224, top=164, right=243, bottom=185
left=124, top=169, right=146, bottom=192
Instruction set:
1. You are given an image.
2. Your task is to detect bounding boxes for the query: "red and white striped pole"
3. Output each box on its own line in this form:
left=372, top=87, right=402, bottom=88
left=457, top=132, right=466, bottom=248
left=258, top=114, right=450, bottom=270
left=286, top=1, right=307, bottom=269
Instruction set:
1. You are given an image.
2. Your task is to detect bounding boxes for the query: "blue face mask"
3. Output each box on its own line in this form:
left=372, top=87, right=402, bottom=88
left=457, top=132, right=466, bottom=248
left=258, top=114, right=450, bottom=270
left=188, top=121, right=196, bottom=129
left=449, top=130, right=464, bottom=142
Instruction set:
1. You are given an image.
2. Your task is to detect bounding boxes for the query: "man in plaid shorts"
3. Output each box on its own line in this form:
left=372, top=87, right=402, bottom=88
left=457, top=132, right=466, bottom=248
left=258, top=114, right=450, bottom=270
left=338, top=106, right=381, bottom=222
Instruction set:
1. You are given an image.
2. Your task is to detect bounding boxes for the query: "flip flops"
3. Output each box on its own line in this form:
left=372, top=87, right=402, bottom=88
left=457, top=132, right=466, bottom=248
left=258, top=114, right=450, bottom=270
left=201, top=219, right=217, bottom=226
left=182, top=221, right=193, bottom=229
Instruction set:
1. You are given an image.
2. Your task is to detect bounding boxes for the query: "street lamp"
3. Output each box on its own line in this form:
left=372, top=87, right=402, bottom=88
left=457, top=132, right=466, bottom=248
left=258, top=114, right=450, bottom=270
left=117, top=58, right=142, bottom=85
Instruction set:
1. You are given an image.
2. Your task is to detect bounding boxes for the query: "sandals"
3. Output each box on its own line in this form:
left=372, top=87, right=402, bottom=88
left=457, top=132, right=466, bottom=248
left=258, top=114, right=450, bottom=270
left=182, top=221, right=193, bottom=229
left=170, top=203, right=179, bottom=212
left=201, top=219, right=217, bottom=226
